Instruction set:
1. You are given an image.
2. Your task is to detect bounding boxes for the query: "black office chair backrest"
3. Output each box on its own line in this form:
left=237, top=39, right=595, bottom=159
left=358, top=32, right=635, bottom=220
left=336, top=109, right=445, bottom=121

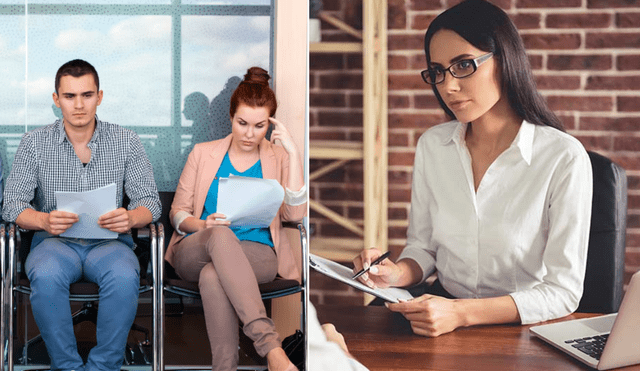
left=578, top=151, right=627, bottom=313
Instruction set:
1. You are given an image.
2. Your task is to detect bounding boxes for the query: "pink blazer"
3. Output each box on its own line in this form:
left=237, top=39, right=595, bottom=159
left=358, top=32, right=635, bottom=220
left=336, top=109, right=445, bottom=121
left=165, top=134, right=307, bottom=280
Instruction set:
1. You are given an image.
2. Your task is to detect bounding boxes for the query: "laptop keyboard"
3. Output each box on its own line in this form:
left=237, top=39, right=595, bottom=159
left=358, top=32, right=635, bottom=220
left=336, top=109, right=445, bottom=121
left=565, top=334, right=609, bottom=360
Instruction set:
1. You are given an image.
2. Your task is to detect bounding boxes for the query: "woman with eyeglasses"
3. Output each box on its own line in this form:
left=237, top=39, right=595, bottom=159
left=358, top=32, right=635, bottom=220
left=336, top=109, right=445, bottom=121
left=353, top=0, right=592, bottom=336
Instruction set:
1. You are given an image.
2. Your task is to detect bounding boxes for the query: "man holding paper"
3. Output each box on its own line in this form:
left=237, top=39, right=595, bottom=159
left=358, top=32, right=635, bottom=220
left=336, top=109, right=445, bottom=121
left=2, top=59, right=161, bottom=371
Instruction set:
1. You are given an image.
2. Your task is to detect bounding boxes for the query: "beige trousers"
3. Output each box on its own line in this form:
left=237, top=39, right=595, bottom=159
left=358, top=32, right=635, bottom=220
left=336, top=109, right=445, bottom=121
left=171, top=225, right=280, bottom=371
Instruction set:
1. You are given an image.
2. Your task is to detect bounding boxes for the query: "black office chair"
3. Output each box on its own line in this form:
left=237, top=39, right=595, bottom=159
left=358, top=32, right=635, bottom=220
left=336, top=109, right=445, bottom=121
left=155, top=191, right=307, bottom=370
left=577, top=151, right=627, bottom=313
left=2, top=222, right=161, bottom=371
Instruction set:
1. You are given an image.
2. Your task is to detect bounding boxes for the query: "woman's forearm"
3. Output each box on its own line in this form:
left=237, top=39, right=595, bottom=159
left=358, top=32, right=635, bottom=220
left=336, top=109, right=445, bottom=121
left=457, top=295, right=521, bottom=327
left=286, top=147, right=305, bottom=192
left=178, top=216, right=205, bottom=234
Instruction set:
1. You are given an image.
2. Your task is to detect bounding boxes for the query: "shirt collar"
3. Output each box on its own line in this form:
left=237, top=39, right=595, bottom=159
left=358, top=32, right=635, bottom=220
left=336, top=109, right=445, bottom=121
left=56, top=115, right=101, bottom=145
left=443, top=119, right=534, bottom=165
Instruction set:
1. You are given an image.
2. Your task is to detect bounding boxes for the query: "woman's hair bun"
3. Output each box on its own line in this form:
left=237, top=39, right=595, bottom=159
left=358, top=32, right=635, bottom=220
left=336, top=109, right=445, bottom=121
left=244, top=66, right=270, bottom=85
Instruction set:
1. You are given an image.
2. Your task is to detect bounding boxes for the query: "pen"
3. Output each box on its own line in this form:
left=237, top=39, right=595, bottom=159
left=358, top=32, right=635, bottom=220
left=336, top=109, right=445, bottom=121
left=352, top=251, right=391, bottom=280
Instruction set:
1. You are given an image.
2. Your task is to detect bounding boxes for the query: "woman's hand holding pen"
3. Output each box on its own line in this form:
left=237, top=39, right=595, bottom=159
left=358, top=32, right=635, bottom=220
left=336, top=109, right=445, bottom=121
left=352, top=248, right=404, bottom=289
left=386, top=295, right=464, bottom=338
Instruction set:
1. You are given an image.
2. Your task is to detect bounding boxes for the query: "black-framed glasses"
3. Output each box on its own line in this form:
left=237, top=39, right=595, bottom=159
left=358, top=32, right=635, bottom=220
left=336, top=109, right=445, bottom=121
left=421, top=52, right=494, bottom=85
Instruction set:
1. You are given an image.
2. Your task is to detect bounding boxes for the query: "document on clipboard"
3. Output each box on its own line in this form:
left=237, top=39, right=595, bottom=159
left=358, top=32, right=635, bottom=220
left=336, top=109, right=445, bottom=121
left=309, top=253, right=413, bottom=303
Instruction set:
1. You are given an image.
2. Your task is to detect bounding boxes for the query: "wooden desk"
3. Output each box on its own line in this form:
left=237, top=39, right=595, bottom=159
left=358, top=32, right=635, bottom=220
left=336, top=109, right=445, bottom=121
left=316, top=305, right=640, bottom=371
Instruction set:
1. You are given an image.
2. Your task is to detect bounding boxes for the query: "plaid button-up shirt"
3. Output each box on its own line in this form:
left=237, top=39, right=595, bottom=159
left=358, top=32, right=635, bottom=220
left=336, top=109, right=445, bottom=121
left=2, top=117, right=161, bottom=224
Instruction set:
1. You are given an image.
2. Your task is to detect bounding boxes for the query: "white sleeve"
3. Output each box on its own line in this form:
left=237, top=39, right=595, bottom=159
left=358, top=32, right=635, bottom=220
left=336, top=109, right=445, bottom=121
left=510, top=150, right=593, bottom=324
left=308, top=304, right=370, bottom=371
left=397, top=136, right=437, bottom=283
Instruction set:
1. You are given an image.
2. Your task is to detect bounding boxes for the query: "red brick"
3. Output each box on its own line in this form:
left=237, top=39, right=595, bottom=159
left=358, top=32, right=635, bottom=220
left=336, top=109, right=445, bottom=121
left=547, top=55, right=612, bottom=71
left=347, top=206, right=363, bottom=219
left=388, top=94, right=410, bottom=109
left=389, top=73, right=428, bottom=90
left=619, top=96, right=640, bottom=112
left=389, top=150, right=416, bottom=166
left=388, top=34, right=425, bottom=51
left=321, top=0, right=341, bottom=11
left=319, top=73, right=362, bottom=89
left=389, top=113, right=447, bottom=129
left=410, top=53, right=429, bottom=69
left=309, top=204, right=344, bottom=218
left=389, top=226, right=408, bottom=239
left=389, top=55, right=409, bottom=70
left=588, top=0, right=640, bottom=8
left=318, top=186, right=363, bottom=201
left=576, top=135, right=612, bottom=151
left=616, top=12, right=640, bottom=28
left=389, top=188, right=412, bottom=203
left=349, top=92, right=363, bottom=108
left=628, top=214, right=640, bottom=228
left=389, top=207, right=408, bottom=221
left=586, top=76, right=640, bottom=90
left=310, top=162, right=347, bottom=182
left=628, top=174, right=640, bottom=190
left=310, top=92, right=347, bottom=107
left=546, top=96, right=613, bottom=111
left=529, top=54, right=543, bottom=70
left=535, top=75, right=581, bottom=90
left=559, top=114, right=577, bottom=130
left=587, top=32, right=640, bottom=48
left=615, top=136, right=640, bottom=151
left=447, top=0, right=512, bottom=8
left=518, top=0, right=581, bottom=7
left=511, top=13, right=541, bottom=30
left=546, top=13, right=611, bottom=28
left=617, top=55, right=640, bottom=71
left=521, top=33, right=581, bottom=50
left=626, top=231, right=640, bottom=246
left=389, top=132, right=410, bottom=147
left=309, top=130, right=347, bottom=141
left=310, top=54, right=344, bottom=70
left=626, top=251, right=640, bottom=269
left=388, top=169, right=413, bottom=184
left=343, top=0, right=363, bottom=30
left=317, top=111, right=363, bottom=128
left=346, top=55, right=363, bottom=69
left=412, top=14, right=437, bottom=30
left=607, top=155, right=640, bottom=171
left=389, top=0, right=407, bottom=29
left=581, top=116, right=640, bottom=131
left=415, top=94, right=442, bottom=109
left=410, top=0, right=445, bottom=10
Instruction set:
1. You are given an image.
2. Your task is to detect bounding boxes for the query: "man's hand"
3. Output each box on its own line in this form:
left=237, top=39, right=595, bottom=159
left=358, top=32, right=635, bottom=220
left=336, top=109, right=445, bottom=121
left=42, top=210, right=79, bottom=235
left=98, top=207, right=133, bottom=233
left=387, top=294, right=464, bottom=337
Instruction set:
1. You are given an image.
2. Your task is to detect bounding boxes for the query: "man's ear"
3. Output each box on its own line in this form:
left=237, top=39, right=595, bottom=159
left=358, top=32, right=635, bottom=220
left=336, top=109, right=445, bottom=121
left=52, top=92, right=61, bottom=108
left=97, top=90, right=104, bottom=106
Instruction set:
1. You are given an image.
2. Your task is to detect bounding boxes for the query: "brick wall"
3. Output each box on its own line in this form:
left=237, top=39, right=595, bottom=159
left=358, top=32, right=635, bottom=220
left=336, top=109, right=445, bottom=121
left=309, top=0, right=640, bottom=305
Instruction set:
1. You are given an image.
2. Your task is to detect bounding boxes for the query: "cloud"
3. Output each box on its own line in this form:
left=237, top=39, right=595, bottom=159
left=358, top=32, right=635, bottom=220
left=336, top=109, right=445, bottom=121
left=54, top=29, right=102, bottom=51
left=106, top=16, right=170, bottom=53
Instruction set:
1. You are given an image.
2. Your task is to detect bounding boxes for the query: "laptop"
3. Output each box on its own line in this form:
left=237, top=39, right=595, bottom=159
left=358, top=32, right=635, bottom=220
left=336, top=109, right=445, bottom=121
left=530, top=270, right=640, bottom=370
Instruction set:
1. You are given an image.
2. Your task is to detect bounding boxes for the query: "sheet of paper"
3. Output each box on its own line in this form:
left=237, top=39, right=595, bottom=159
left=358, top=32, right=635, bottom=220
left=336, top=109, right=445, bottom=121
left=309, top=253, right=414, bottom=303
left=217, top=176, right=285, bottom=228
left=55, top=183, right=118, bottom=239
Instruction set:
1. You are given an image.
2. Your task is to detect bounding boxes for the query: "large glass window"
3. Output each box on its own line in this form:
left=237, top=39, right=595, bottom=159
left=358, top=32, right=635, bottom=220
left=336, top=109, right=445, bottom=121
left=0, top=1, right=272, bottom=191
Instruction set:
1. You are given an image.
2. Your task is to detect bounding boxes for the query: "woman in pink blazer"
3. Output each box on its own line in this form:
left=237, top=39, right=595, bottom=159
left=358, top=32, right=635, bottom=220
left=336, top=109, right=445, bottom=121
left=166, top=67, right=306, bottom=371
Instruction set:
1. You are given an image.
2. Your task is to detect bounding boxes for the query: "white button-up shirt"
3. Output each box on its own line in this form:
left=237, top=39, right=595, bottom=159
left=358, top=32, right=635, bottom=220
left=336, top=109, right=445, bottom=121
left=398, top=120, right=592, bottom=324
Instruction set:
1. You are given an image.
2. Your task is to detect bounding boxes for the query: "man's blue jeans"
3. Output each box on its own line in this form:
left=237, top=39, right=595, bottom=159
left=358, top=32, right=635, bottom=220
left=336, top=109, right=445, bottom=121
left=25, top=232, right=140, bottom=371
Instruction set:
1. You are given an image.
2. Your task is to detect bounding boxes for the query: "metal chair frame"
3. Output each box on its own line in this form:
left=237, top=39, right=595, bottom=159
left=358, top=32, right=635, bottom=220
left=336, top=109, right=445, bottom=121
left=155, top=220, right=307, bottom=371
left=2, top=223, right=160, bottom=371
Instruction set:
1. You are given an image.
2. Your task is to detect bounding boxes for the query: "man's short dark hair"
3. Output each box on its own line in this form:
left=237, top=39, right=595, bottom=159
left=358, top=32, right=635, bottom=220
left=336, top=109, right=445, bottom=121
left=55, top=59, right=100, bottom=94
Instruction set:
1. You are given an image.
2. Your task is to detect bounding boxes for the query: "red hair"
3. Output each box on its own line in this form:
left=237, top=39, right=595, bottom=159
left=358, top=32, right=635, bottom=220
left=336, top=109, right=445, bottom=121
left=229, top=67, right=277, bottom=118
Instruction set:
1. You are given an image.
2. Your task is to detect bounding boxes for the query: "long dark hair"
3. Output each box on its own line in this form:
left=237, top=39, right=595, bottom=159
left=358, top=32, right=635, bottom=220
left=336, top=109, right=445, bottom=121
left=424, top=0, right=564, bottom=131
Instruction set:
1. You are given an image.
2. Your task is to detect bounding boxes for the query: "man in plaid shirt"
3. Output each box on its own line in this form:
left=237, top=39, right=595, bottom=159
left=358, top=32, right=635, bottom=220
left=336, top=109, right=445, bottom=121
left=2, top=59, right=161, bottom=371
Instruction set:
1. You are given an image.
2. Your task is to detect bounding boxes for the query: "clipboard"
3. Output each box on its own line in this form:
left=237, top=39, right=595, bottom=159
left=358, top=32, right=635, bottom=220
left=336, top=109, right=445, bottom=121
left=309, top=253, right=413, bottom=303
